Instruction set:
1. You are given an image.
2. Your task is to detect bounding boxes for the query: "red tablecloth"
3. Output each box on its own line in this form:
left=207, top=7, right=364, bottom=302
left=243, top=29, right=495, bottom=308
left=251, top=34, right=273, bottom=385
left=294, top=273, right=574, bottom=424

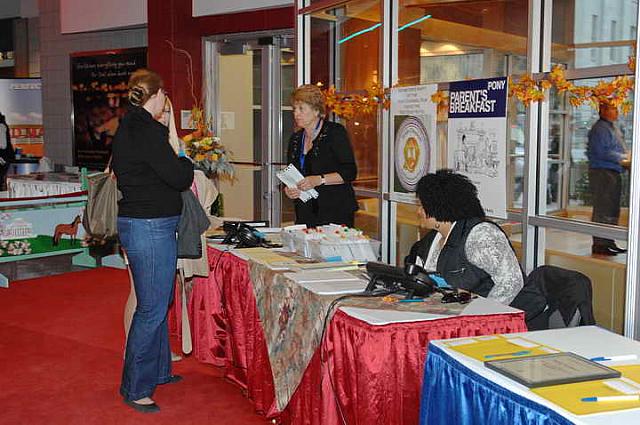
left=172, top=246, right=527, bottom=424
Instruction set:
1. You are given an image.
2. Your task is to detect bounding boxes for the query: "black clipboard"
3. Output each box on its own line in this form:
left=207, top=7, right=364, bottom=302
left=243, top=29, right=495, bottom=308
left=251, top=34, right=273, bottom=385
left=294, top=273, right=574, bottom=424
left=484, top=352, right=621, bottom=388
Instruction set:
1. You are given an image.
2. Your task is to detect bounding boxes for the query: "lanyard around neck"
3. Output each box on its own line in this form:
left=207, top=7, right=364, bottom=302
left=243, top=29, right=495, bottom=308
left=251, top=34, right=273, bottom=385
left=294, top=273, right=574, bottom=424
left=299, top=118, right=323, bottom=170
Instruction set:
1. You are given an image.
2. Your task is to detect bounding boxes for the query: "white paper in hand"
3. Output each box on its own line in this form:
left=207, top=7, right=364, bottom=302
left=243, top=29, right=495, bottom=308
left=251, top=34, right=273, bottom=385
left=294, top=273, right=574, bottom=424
left=277, top=164, right=319, bottom=203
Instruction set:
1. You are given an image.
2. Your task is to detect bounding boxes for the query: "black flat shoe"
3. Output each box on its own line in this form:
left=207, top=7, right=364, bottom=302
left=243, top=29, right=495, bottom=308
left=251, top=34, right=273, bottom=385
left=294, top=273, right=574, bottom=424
left=592, top=246, right=619, bottom=256
left=168, top=375, right=183, bottom=383
left=124, top=399, right=160, bottom=414
left=611, top=245, right=627, bottom=253
left=160, top=375, right=183, bottom=384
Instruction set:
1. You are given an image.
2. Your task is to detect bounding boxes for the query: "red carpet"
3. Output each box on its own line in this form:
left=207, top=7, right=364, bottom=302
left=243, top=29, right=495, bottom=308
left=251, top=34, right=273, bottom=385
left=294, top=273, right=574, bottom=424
left=0, top=268, right=269, bottom=425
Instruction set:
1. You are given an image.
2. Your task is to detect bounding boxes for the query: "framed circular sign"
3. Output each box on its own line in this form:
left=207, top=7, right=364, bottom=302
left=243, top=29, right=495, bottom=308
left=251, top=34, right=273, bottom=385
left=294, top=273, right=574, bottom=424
left=394, top=116, right=430, bottom=192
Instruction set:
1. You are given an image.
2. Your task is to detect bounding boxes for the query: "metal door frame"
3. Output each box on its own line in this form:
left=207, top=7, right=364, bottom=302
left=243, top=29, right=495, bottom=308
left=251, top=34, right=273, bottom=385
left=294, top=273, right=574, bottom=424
left=204, top=30, right=294, bottom=226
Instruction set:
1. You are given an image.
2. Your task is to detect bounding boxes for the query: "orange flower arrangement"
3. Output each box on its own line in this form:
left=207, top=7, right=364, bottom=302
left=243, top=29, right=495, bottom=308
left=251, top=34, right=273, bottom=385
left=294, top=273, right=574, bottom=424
left=166, top=40, right=234, bottom=180
left=181, top=106, right=234, bottom=180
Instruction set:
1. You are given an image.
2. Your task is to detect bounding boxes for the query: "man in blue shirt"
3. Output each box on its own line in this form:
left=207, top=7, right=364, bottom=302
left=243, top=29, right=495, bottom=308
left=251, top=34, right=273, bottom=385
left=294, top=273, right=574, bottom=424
left=587, top=102, right=628, bottom=256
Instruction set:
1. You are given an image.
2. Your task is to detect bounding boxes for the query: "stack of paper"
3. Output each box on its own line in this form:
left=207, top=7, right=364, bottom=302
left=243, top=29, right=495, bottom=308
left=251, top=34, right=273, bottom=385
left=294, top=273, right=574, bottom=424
left=284, top=270, right=368, bottom=295
left=286, top=270, right=362, bottom=283
left=235, top=247, right=298, bottom=269
left=289, top=261, right=360, bottom=270
left=277, top=164, right=319, bottom=203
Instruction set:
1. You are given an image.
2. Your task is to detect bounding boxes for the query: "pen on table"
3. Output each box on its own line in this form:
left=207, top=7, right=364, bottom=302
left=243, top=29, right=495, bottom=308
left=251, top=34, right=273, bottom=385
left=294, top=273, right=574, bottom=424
left=399, top=298, right=424, bottom=303
left=484, top=350, right=531, bottom=359
left=582, top=395, right=640, bottom=402
left=590, top=355, right=638, bottom=362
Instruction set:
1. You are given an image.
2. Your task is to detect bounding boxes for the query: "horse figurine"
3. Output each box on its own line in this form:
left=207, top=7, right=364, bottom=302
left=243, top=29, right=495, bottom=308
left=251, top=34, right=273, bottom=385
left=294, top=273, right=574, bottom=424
left=53, top=216, right=82, bottom=246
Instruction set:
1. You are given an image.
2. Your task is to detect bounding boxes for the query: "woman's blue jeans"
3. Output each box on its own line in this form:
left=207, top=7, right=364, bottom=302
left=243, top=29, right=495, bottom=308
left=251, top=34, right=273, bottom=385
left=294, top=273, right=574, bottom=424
left=117, top=215, right=179, bottom=401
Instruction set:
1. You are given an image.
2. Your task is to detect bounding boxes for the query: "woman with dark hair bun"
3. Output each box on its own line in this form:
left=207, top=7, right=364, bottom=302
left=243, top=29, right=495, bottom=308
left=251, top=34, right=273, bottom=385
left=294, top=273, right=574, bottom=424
left=405, top=169, right=523, bottom=304
left=112, top=68, right=193, bottom=413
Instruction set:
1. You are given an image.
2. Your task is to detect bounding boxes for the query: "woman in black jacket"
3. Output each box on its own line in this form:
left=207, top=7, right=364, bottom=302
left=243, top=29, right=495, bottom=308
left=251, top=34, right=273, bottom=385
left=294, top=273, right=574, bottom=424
left=405, top=170, right=523, bottom=305
left=112, top=69, right=193, bottom=413
left=284, top=84, right=358, bottom=227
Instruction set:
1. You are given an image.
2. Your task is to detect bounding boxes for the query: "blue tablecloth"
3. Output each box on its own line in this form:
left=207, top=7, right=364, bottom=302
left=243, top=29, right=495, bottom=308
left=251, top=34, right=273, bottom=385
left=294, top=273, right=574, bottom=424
left=419, top=343, right=574, bottom=425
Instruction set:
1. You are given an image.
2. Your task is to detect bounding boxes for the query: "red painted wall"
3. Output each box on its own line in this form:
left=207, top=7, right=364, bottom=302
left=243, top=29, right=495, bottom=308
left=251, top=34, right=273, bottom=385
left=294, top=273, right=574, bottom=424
left=148, top=0, right=294, bottom=135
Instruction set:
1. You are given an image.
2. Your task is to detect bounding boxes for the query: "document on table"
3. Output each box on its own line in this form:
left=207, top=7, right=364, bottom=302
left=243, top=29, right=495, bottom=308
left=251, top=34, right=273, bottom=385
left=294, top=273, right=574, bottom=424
left=276, top=164, right=319, bottom=203
left=285, top=270, right=368, bottom=295
left=288, top=261, right=361, bottom=271
left=285, top=270, right=363, bottom=283
left=532, top=365, right=640, bottom=415
left=235, top=247, right=298, bottom=268
left=486, top=352, right=621, bottom=388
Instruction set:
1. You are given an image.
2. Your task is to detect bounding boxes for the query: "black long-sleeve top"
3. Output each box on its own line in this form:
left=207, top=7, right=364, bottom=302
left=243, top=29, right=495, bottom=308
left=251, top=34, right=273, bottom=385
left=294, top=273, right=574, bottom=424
left=286, top=120, right=358, bottom=227
left=0, top=122, right=14, bottom=164
left=112, top=107, right=194, bottom=218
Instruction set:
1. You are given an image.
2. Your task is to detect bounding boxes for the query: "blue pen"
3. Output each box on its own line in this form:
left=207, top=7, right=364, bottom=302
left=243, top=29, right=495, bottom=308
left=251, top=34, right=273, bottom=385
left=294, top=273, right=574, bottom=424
left=590, top=355, right=638, bottom=362
left=399, top=298, right=424, bottom=303
left=484, top=350, right=531, bottom=359
left=582, top=395, right=640, bottom=402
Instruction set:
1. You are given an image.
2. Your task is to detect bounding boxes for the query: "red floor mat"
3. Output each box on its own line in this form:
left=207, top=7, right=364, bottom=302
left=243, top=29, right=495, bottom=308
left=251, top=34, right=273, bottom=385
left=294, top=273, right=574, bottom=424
left=0, top=268, right=268, bottom=425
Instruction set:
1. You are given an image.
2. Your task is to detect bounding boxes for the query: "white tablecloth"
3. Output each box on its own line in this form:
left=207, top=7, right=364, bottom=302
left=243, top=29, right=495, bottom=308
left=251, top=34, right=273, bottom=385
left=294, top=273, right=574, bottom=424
left=431, top=326, right=640, bottom=425
left=341, top=298, right=521, bottom=325
left=7, top=177, right=81, bottom=198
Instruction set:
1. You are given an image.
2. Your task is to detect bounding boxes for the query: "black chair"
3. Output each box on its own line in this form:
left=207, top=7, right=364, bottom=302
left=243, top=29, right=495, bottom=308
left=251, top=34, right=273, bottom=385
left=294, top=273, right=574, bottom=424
left=510, top=265, right=596, bottom=331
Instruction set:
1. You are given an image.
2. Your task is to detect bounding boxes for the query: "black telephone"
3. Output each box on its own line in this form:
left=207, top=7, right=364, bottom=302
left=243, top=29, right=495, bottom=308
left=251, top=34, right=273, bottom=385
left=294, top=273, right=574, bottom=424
left=222, top=222, right=265, bottom=248
left=365, top=262, right=437, bottom=298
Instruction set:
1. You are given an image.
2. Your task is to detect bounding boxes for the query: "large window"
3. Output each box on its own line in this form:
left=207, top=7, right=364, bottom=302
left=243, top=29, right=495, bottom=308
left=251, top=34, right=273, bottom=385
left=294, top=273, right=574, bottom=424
left=543, top=228, right=626, bottom=334
left=537, top=0, right=637, bottom=337
left=354, top=195, right=382, bottom=240
left=397, top=0, right=528, bottom=86
left=552, top=0, right=637, bottom=70
left=299, top=0, right=640, bottom=336
left=309, top=0, right=382, bottom=189
left=542, top=0, right=637, bottom=248
left=543, top=79, right=634, bottom=225
left=396, top=0, right=529, bottom=211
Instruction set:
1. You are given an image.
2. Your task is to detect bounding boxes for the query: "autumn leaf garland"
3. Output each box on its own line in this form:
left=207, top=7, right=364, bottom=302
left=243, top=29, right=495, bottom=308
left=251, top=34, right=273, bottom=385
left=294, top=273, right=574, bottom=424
left=431, top=63, right=635, bottom=114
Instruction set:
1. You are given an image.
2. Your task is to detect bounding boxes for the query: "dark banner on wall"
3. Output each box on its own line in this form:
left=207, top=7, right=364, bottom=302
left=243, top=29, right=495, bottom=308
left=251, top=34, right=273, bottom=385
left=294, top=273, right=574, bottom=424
left=71, top=48, right=146, bottom=169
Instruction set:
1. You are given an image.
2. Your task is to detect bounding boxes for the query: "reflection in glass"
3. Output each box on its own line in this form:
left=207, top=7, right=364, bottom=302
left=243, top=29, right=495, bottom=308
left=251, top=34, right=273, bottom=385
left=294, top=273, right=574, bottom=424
left=552, top=0, right=638, bottom=69
left=281, top=48, right=296, bottom=226
left=397, top=0, right=528, bottom=86
left=309, top=0, right=382, bottom=189
left=354, top=196, right=380, bottom=240
left=508, top=99, right=526, bottom=209
left=544, top=78, right=632, bottom=228
left=542, top=227, right=626, bottom=334
left=393, top=203, right=522, bottom=265
left=394, top=203, right=422, bottom=265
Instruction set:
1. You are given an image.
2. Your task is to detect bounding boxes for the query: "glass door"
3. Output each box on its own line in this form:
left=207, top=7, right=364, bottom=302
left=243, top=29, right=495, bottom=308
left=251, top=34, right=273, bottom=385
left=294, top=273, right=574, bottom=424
left=207, top=33, right=294, bottom=226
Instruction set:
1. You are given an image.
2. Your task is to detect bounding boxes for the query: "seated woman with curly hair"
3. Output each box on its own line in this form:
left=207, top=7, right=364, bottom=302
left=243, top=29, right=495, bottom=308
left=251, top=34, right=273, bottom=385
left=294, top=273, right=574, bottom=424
left=405, top=170, right=524, bottom=304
